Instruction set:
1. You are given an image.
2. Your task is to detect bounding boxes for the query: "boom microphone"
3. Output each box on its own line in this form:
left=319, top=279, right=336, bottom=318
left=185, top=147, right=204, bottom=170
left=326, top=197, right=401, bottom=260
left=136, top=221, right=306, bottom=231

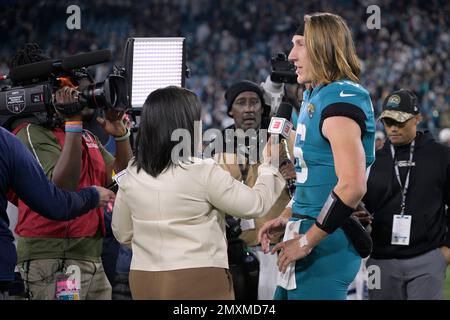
left=61, top=49, right=112, bottom=70
left=9, top=60, right=54, bottom=83
left=8, top=49, right=112, bottom=84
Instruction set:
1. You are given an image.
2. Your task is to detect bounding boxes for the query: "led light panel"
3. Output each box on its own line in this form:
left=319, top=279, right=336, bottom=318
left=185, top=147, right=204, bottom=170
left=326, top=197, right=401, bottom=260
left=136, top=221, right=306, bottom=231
left=124, top=37, right=185, bottom=109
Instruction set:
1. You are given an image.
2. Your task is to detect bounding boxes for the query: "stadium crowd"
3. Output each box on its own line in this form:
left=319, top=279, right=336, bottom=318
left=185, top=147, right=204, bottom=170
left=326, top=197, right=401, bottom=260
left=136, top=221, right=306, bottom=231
left=0, top=0, right=448, bottom=133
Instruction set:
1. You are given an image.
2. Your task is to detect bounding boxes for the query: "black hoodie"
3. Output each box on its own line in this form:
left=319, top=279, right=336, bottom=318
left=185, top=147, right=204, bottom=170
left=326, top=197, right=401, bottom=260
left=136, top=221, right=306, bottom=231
left=364, top=131, right=450, bottom=259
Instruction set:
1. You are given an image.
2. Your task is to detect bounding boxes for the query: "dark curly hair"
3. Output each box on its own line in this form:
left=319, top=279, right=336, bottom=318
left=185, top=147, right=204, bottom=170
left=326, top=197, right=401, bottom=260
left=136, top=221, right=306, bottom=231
left=9, top=43, right=50, bottom=69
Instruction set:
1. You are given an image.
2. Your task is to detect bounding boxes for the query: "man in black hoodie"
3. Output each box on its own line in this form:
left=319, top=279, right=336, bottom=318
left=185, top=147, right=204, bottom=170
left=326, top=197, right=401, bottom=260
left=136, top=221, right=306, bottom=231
left=363, top=89, right=450, bottom=300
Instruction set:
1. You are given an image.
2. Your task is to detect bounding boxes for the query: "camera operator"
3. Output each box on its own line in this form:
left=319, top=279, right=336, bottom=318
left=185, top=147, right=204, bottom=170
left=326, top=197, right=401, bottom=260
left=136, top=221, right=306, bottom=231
left=10, top=44, right=132, bottom=300
left=212, top=80, right=295, bottom=300
left=261, top=52, right=307, bottom=127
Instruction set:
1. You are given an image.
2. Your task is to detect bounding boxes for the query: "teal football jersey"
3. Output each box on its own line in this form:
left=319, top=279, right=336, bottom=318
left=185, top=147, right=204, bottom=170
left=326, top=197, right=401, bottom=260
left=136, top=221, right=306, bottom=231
left=292, top=80, right=375, bottom=218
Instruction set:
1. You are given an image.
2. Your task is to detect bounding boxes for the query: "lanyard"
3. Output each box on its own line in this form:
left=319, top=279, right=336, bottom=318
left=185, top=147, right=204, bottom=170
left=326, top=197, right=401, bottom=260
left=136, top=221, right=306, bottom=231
left=390, top=140, right=415, bottom=216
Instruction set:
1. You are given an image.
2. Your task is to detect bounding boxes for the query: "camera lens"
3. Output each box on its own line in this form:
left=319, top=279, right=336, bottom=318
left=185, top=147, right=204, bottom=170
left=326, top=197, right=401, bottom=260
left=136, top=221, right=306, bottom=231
left=79, top=75, right=128, bottom=111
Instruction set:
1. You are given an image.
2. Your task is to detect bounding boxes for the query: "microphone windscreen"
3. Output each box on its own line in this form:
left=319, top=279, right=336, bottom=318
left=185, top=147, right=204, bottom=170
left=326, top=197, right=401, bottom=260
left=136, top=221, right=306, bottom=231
left=276, top=102, right=293, bottom=121
left=62, top=49, right=112, bottom=70
left=9, top=60, right=53, bottom=83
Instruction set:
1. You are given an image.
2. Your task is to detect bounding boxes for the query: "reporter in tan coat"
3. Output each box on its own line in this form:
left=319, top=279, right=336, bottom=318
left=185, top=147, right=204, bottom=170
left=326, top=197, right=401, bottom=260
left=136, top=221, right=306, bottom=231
left=112, top=86, right=285, bottom=300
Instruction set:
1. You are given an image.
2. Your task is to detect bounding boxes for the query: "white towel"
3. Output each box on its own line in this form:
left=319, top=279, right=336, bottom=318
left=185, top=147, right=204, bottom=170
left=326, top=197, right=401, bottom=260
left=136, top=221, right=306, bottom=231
left=276, top=219, right=302, bottom=290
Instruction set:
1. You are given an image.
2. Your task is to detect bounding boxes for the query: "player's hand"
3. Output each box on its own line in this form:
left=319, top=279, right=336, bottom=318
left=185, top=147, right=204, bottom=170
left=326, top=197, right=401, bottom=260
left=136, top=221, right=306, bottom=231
left=272, top=233, right=312, bottom=273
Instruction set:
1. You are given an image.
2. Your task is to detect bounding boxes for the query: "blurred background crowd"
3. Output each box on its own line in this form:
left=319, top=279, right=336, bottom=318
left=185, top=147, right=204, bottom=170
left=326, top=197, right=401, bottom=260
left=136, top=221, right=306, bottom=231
left=0, top=0, right=448, bottom=133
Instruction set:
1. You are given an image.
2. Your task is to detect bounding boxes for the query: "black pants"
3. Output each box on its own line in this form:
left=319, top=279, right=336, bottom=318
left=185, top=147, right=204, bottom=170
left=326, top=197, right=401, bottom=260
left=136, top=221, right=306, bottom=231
left=227, top=238, right=259, bottom=300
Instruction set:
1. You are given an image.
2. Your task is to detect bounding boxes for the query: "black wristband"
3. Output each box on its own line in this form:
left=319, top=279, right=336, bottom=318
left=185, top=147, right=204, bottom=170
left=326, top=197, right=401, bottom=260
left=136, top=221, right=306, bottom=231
left=315, top=190, right=355, bottom=234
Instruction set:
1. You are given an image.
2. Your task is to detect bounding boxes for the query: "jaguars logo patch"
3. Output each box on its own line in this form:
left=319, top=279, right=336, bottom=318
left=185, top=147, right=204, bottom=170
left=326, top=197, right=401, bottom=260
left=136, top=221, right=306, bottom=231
left=307, top=103, right=315, bottom=118
left=386, top=94, right=401, bottom=108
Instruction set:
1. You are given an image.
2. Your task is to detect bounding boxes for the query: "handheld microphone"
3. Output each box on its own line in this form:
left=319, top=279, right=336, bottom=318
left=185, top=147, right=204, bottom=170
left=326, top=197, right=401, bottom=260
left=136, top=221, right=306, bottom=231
left=268, top=102, right=293, bottom=139
left=268, top=102, right=296, bottom=197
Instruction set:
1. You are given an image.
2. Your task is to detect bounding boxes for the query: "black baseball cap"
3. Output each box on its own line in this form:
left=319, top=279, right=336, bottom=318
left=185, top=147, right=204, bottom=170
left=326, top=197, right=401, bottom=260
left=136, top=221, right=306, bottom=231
left=379, top=89, right=420, bottom=123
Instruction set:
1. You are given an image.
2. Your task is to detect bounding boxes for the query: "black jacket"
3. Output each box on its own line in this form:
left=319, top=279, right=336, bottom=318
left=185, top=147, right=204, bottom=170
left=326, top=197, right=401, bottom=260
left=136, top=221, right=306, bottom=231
left=364, top=131, right=450, bottom=259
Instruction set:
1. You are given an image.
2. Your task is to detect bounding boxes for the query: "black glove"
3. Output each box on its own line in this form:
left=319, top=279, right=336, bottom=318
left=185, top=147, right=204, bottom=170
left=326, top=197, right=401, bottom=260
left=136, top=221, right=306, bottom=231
left=341, top=216, right=373, bottom=258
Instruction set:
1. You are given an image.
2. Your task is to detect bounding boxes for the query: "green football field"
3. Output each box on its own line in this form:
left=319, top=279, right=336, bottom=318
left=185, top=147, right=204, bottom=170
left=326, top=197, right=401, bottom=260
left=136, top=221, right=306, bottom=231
left=445, top=267, right=450, bottom=300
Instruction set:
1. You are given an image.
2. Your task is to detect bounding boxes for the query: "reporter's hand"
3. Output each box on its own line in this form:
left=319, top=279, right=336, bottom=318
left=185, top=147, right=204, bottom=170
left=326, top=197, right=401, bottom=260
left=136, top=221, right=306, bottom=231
left=262, top=136, right=272, bottom=165
left=97, top=109, right=127, bottom=137
left=258, top=215, right=289, bottom=254
left=262, top=136, right=283, bottom=168
left=93, top=186, right=115, bottom=208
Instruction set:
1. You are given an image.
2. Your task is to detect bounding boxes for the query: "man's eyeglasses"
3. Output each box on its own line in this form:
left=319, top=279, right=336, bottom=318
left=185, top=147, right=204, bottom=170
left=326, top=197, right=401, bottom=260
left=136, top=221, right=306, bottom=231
left=382, top=118, right=411, bottom=128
